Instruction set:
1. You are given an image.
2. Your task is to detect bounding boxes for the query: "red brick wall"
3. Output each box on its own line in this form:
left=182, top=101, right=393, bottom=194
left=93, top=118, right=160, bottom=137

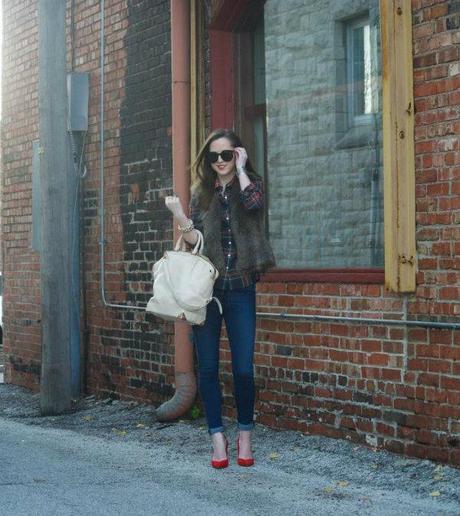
left=1, top=0, right=177, bottom=402
left=1, top=0, right=41, bottom=389
left=408, top=0, right=460, bottom=464
left=1, top=0, right=459, bottom=466
left=74, top=0, right=134, bottom=399
left=82, top=0, right=176, bottom=403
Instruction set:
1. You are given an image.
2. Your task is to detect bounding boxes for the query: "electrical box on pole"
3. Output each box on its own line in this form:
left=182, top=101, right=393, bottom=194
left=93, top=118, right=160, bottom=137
left=67, top=73, right=89, bottom=132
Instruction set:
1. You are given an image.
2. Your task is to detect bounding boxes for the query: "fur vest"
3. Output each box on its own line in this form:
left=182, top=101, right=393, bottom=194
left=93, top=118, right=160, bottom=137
left=191, top=183, right=276, bottom=276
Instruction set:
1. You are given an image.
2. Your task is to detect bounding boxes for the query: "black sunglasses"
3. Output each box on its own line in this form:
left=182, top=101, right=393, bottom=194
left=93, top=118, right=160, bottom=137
left=207, top=150, right=234, bottom=163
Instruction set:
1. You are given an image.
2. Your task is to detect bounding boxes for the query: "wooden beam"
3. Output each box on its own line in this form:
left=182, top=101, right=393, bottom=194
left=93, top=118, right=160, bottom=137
left=381, top=0, right=416, bottom=292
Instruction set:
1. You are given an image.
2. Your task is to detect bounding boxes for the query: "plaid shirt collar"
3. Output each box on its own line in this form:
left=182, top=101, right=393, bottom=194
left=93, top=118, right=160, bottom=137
left=214, top=175, right=237, bottom=193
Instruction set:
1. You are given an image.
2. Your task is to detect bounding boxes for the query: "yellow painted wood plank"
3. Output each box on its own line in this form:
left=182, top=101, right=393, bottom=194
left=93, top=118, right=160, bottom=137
left=381, top=0, right=416, bottom=292
left=396, top=0, right=416, bottom=292
left=381, top=0, right=398, bottom=291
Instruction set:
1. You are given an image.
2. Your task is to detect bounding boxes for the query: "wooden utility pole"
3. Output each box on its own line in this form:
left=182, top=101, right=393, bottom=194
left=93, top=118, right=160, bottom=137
left=38, top=0, right=72, bottom=414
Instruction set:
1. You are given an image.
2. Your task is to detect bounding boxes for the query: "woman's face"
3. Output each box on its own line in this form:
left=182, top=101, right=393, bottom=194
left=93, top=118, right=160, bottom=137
left=208, top=137, right=236, bottom=182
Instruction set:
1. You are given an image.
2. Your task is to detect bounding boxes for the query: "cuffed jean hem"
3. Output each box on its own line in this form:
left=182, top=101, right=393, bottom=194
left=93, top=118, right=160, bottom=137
left=237, top=422, right=255, bottom=431
left=208, top=425, right=225, bottom=435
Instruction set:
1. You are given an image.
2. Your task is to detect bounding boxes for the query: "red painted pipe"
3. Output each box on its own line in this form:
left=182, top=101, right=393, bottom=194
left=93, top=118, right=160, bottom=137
left=156, top=0, right=196, bottom=421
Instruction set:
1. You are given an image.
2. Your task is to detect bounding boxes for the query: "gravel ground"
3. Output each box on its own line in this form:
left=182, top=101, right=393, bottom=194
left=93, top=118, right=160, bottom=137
left=0, top=383, right=459, bottom=515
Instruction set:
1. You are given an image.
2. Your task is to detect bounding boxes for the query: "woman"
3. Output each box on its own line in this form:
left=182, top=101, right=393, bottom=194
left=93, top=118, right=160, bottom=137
left=165, top=128, right=275, bottom=468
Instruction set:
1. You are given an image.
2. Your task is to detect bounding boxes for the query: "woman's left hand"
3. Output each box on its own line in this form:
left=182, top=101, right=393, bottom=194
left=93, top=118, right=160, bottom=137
left=234, top=147, right=248, bottom=170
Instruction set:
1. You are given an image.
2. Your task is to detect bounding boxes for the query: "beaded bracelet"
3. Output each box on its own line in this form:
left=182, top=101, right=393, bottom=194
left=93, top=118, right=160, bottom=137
left=178, top=220, right=194, bottom=233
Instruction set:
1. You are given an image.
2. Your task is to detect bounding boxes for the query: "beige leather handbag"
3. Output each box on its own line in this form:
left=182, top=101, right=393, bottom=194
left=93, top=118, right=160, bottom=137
left=146, top=230, right=221, bottom=325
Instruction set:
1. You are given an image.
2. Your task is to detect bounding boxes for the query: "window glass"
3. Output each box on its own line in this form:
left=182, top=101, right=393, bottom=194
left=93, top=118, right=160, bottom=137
left=254, top=0, right=383, bottom=268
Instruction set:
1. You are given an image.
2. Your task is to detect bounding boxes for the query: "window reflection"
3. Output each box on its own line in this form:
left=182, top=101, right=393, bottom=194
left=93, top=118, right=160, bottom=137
left=237, top=1, right=383, bottom=268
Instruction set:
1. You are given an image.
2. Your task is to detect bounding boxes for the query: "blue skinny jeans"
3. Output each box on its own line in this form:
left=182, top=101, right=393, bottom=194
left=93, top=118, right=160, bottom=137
left=192, top=285, right=256, bottom=435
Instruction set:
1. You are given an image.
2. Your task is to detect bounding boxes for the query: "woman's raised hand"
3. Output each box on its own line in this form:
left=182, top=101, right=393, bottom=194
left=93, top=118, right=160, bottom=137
left=165, top=194, right=186, bottom=219
left=234, top=147, right=248, bottom=170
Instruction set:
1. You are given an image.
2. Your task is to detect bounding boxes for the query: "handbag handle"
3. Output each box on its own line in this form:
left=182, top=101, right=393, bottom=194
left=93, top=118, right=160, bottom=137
left=174, top=229, right=204, bottom=255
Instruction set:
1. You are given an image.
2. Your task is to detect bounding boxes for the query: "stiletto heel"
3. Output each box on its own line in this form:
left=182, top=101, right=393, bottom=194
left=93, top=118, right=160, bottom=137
left=237, top=437, right=254, bottom=467
left=211, top=437, right=229, bottom=469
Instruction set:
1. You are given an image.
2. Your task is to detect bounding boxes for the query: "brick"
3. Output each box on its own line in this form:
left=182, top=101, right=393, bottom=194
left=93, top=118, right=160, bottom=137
left=271, top=356, right=288, bottom=368
left=437, top=46, right=460, bottom=63
left=361, top=340, right=382, bottom=352
left=425, top=4, right=449, bottom=20
left=440, top=376, right=460, bottom=390
left=367, top=353, right=389, bottom=366
left=414, top=81, right=438, bottom=97
left=414, top=50, right=437, bottom=68
left=417, top=373, right=440, bottom=387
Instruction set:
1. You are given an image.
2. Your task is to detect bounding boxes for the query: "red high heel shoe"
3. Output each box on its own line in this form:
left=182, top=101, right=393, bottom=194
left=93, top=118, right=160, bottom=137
left=237, top=437, right=255, bottom=467
left=211, top=437, right=229, bottom=469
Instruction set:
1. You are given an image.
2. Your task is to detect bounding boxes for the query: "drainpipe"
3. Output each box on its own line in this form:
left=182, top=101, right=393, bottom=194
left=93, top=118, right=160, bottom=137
left=156, top=0, right=196, bottom=421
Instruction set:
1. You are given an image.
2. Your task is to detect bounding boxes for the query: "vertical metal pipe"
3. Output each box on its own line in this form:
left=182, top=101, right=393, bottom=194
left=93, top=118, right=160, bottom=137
left=171, top=0, right=192, bottom=374
left=69, top=138, right=81, bottom=399
left=98, top=0, right=142, bottom=311
left=402, top=294, right=409, bottom=374
left=99, top=0, right=107, bottom=307
left=156, top=0, right=196, bottom=421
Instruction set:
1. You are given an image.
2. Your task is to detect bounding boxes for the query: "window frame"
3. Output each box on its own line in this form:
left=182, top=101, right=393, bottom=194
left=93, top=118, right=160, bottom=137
left=346, top=15, right=375, bottom=127
left=202, top=0, right=416, bottom=290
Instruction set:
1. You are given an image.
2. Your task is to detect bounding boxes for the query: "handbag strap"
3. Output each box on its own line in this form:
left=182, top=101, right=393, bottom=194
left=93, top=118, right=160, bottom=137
left=174, top=230, right=204, bottom=254
left=212, top=296, right=223, bottom=314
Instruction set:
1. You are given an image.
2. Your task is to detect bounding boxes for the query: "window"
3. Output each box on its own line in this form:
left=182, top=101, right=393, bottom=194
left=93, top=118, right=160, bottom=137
left=236, top=1, right=384, bottom=269
left=347, top=17, right=378, bottom=123
left=207, top=0, right=415, bottom=289
left=235, top=16, right=268, bottom=233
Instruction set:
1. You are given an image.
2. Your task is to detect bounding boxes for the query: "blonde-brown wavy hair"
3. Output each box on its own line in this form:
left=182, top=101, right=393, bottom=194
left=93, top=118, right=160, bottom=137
left=191, top=128, right=260, bottom=210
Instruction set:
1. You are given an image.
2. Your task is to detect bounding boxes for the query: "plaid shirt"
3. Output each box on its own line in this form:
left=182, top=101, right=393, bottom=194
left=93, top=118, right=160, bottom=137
left=190, top=176, right=264, bottom=290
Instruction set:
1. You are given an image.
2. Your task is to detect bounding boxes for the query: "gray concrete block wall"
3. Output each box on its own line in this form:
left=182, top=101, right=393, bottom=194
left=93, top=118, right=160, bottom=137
left=264, top=0, right=384, bottom=268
